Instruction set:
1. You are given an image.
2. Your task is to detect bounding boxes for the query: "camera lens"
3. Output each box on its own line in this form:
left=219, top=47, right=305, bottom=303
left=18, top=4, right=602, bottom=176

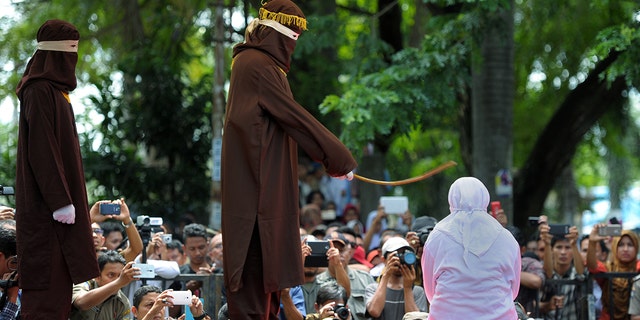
left=400, top=251, right=416, bottom=265
left=333, top=305, right=349, bottom=320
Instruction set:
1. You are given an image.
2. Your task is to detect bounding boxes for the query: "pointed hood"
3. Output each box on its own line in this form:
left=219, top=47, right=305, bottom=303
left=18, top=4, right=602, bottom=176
left=16, top=19, right=79, bottom=97
left=433, top=177, right=504, bottom=266
left=233, top=0, right=307, bottom=74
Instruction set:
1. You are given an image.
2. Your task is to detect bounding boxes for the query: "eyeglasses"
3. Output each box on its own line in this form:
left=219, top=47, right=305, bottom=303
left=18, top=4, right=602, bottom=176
left=6, top=255, right=17, bottom=272
left=93, top=228, right=104, bottom=235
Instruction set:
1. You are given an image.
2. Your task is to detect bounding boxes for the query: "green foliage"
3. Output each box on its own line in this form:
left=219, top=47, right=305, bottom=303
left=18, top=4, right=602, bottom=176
left=0, top=121, right=17, bottom=207
left=320, top=17, right=470, bottom=153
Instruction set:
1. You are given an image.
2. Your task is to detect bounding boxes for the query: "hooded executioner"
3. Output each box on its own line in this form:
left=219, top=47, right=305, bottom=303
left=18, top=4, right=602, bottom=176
left=221, top=0, right=357, bottom=318
left=15, top=19, right=99, bottom=319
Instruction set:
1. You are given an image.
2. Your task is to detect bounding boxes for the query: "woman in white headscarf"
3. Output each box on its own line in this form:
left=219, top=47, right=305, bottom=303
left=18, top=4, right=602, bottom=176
left=421, top=177, right=521, bottom=320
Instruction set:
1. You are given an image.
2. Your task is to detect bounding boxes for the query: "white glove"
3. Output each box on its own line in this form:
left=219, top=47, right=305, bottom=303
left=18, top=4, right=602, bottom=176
left=53, top=204, right=76, bottom=224
left=336, top=171, right=354, bottom=181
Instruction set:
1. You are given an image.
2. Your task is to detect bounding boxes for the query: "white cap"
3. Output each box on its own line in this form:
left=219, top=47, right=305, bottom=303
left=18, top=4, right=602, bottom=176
left=381, top=237, right=412, bottom=257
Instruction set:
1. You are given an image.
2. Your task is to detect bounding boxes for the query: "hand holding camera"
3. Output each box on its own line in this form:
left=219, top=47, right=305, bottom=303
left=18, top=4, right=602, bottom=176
left=318, top=301, right=350, bottom=320
left=90, top=199, right=131, bottom=223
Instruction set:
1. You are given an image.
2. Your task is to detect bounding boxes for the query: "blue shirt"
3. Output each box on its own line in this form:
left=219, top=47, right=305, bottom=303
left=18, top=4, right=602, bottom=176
left=279, top=285, right=306, bottom=320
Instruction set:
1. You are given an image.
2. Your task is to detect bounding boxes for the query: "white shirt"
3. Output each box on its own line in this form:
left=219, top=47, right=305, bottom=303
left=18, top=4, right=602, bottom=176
left=422, top=227, right=521, bottom=320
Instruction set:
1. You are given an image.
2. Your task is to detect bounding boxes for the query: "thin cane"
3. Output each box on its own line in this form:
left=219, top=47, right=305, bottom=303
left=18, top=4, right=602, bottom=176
left=353, top=161, right=457, bottom=186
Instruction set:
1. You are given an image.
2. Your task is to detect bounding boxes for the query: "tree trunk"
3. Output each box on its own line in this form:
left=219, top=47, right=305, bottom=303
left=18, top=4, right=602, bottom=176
left=378, top=0, right=403, bottom=56
left=471, top=2, right=515, bottom=220
left=513, top=50, right=626, bottom=229
left=210, top=0, right=226, bottom=229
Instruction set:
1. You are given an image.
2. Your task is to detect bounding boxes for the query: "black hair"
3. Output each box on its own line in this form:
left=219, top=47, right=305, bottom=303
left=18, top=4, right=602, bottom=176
left=0, top=219, right=16, bottom=230
left=100, top=220, right=124, bottom=236
left=97, top=250, right=126, bottom=271
left=182, top=223, right=208, bottom=241
left=337, top=226, right=356, bottom=239
left=316, top=283, right=348, bottom=306
left=550, top=234, right=570, bottom=248
left=306, top=190, right=325, bottom=205
left=0, top=228, right=16, bottom=257
left=579, top=234, right=609, bottom=254
left=167, top=239, right=184, bottom=254
left=133, top=285, right=162, bottom=308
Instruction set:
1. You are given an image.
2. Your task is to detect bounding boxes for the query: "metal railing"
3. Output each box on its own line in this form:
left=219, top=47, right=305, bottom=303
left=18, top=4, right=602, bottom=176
left=592, top=272, right=637, bottom=320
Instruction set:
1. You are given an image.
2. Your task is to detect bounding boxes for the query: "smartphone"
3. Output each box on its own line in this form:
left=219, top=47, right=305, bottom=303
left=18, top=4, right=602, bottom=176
left=99, top=203, right=121, bottom=215
left=490, top=201, right=501, bottom=218
left=380, top=196, right=408, bottom=214
left=549, top=224, right=570, bottom=236
left=171, top=290, right=192, bottom=305
left=161, top=234, right=173, bottom=243
left=304, top=240, right=331, bottom=267
left=598, top=224, right=622, bottom=237
left=133, top=263, right=156, bottom=278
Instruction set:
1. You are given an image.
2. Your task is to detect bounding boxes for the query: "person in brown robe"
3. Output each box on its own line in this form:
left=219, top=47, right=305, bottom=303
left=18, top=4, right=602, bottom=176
left=15, top=19, right=100, bottom=319
left=221, top=0, right=358, bottom=318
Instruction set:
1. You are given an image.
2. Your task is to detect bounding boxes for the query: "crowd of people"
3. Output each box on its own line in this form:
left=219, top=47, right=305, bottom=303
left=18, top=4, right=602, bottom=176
left=4, top=156, right=640, bottom=319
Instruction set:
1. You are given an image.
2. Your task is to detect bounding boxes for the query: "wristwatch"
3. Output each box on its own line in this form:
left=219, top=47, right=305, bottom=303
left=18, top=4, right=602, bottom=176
left=122, top=219, right=134, bottom=229
left=193, top=312, right=208, bottom=320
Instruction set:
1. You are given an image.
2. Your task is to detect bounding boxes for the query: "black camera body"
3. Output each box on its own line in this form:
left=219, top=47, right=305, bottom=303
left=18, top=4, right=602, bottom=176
left=416, top=227, right=433, bottom=246
left=333, top=304, right=350, bottom=320
left=396, top=250, right=417, bottom=265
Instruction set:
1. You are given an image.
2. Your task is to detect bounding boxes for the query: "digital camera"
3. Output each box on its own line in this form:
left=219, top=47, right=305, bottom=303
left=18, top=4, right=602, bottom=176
left=396, top=250, right=417, bottom=265
left=333, top=304, right=350, bottom=320
left=137, top=215, right=163, bottom=227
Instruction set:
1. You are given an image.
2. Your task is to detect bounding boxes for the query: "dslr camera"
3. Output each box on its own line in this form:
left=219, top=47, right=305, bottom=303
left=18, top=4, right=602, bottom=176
left=333, top=304, right=350, bottom=320
left=395, top=250, right=417, bottom=266
left=416, top=227, right=433, bottom=247
left=412, top=216, right=438, bottom=246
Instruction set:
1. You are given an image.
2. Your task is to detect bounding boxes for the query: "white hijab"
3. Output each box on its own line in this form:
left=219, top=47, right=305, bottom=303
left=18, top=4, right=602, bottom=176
left=434, top=177, right=503, bottom=266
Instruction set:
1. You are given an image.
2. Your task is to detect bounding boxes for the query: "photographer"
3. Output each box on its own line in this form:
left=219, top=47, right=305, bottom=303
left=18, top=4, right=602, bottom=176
left=0, top=227, right=19, bottom=319
left=131, top=286, right=210, bottom=320
left=405, top=216, right=437, bottom=287
left=90, top=199, right=143, bottom=263
left=365, top=237, right=427, bottom=319
left=306, top=283, right=351, bottom=320
left=538, top=216, right=585, bottom=320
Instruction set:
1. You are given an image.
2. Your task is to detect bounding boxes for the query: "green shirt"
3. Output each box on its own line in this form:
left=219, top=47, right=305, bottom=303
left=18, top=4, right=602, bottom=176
left=70, top=279, right=133, bottom=320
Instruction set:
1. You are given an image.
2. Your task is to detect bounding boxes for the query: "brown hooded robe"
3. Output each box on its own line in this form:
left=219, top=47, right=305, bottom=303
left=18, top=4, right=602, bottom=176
left=221, top=0, right=357, bottom=297
left=15, top=19, right=99, bottom=317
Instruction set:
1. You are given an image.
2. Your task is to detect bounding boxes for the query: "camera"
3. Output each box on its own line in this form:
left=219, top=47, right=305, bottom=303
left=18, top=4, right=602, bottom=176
left=136, top=215, right=163, bottom=227
left=549, top=224, right=570, bottom=236
left=99, top=203, right=121, bottom=215
left=413, top=216, right=438, bottom=246
left=396, top=250, right=417, bottom=266
left=598, top=224, right=622, bottom=237
left=528, top=216, right=541, bottom=226
left=333, top=304, right=350, bottom=320
left=416, top=228, right=432, bottom=247
left=161, top=233, right=173, bottom=243
left=0, top=186, right=14, bottom=196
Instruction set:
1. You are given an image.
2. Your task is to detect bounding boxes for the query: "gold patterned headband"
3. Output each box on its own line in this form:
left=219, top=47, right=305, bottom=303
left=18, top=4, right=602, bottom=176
left=259, top=7, right=307, bottom=31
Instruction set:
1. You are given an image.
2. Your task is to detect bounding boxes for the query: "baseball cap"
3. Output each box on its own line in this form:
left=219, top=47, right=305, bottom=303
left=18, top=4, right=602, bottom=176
left=351, top=245, right=374, bottom=268
left=324, top=231, right=348, bottom=247
left=366, top=249, right=381, bottom=264
left=411, top=216, right=437, bottom=232
left=381, top=237, right=413, bottom=257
